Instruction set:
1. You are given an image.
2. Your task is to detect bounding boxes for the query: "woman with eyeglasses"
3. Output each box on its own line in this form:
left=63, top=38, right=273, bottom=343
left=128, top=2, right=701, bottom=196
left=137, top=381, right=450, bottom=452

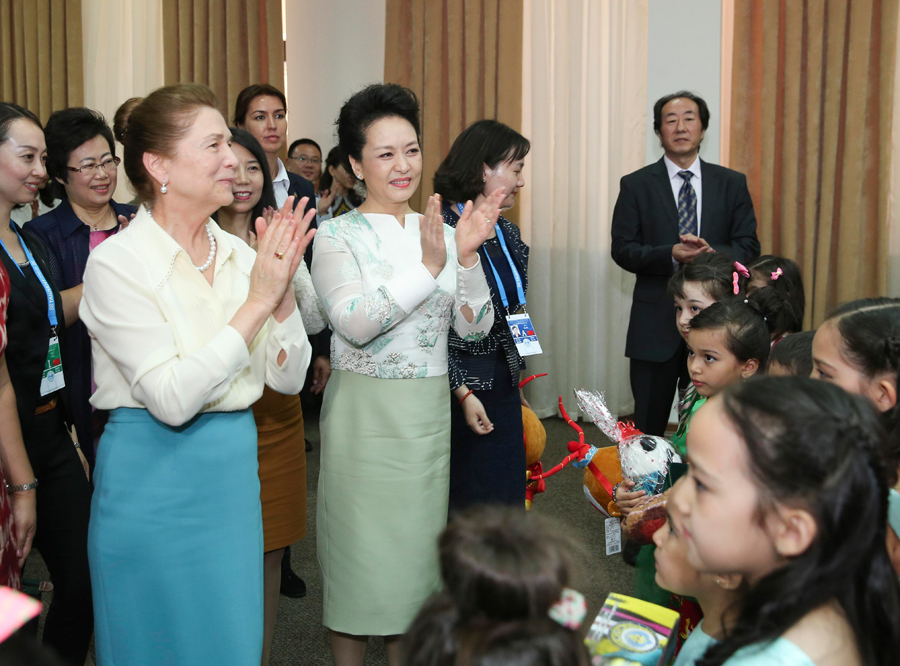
left=0, top=102, right=94, bottom=665
left=27, top=108, right=137, bottom=468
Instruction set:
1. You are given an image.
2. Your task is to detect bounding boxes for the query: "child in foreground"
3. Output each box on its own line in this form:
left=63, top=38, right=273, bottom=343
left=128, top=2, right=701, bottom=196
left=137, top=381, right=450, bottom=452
left=652, top=481, right=744, bottom=666
left=811, top=297, right=900, bottom=572
left=403, top=506, right=590, bottom=666
left=671, top=377, right=900, bottom=665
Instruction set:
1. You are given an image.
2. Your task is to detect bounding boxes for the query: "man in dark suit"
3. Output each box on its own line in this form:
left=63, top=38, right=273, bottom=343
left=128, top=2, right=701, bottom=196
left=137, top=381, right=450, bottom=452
left=611, top=91, right=760, bottom=437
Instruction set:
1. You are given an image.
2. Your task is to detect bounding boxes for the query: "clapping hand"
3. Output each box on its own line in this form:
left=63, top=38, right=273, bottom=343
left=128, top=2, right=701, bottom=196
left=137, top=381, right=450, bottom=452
left=420, top=194, right=447, bottom=278
left=248, top=196, right=316, bottom=321
left=455, top=187, right=505, bottom=268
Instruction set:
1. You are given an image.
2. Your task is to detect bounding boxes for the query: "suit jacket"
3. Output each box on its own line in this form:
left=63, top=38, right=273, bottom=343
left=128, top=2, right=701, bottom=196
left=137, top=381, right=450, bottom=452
left=0, top=229, right=72, bottom=442
left=610, top=157, right=760, bottom=362
left=25, top=199, right=137, bottom=459
left=287, top=171, right=331, bottom=359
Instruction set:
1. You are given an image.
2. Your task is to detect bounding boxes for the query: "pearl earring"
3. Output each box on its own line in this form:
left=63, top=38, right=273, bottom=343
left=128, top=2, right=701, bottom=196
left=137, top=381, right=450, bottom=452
left=160, top=180, right=168, bottom=194
left=356, top=172, right=363, bottom=180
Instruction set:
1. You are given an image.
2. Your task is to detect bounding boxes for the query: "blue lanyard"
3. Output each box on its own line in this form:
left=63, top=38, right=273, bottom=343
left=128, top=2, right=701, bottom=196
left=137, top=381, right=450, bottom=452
left=456, top=203, right=526, bottom=310
left=0, top=225, right=58, bottom=328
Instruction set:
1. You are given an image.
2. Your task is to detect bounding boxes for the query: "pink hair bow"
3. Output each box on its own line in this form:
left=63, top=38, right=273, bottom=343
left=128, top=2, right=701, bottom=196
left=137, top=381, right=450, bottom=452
left=733, top=272, right=740, bottom=295
left=733, top=261, right=750, bottom=278
left=771, top=267, right=783, bottom=280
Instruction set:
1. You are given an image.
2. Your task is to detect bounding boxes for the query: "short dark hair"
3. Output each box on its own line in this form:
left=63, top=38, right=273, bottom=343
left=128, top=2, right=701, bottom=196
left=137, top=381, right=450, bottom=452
left=233, top=84, right=286, bottom=126
left=44, top=107, right=115, bottom=187
left=225, top=127, right=276, bottom=221
left=336, top=83, right=420, bottom=182
left=748, top=255, right=805, bottom=333
left=0, top=102, right=42, bottom=145
left=653, top=91, right=710, bottom=134
left=767, top=330, right=814, bottom=377
left=288, top=138, right=321, bottom=158
left=703, top=377, right=900, bottom=666
left=433, top=119, right=530, bottom=203
left=668, top=252, right=745, bottom=303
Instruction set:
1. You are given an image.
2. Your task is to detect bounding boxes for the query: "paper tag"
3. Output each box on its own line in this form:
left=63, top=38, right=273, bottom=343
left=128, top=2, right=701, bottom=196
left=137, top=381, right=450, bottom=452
left=605, top=517, right=622, bottom=556
left=507, top=313, right=542, bottom=356
left=40, top=335, right=65, bottom=397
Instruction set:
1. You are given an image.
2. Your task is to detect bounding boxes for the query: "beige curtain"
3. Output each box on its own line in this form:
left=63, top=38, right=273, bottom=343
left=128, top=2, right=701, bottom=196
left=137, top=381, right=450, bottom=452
left=162, top=0, right=283, bottom=121
left=0, top=0, right=84, bottom=120
left=520, top=0, right=648, bottom=418
left=383, top=0, right=523, bottom=219
left=730, top=0, right=900, bottom=327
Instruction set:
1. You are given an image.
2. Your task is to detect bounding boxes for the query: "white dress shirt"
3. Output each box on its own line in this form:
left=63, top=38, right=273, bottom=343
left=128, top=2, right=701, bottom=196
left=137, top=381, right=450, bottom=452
left=80, top=206, right=311, bottom=426
left=273, top=158, right=291, bottom=209
left=664, top=155, right=702, bottom=235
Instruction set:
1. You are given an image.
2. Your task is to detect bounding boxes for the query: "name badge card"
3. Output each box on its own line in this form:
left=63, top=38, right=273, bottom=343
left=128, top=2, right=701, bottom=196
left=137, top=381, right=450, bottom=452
left=507, top=313, right=542, bottom=356
left=40, top=336, right=65, bottom=396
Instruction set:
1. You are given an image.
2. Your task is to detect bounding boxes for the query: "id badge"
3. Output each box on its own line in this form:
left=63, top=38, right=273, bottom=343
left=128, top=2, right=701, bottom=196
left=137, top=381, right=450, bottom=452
left=40, top=335, right=65, bottom=396
left=507, top=313, right=542, bottom=356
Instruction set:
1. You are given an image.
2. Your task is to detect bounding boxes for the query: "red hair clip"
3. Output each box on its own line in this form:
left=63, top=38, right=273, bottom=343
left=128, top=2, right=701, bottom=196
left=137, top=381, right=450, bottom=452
left=771, top=267, right=783, bottom=280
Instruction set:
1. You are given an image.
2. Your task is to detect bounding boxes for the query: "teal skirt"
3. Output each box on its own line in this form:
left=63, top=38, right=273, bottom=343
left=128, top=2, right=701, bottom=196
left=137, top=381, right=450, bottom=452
left=317, top=370, right=451, bottom=635
left=89, top=408, right=263, bottom=665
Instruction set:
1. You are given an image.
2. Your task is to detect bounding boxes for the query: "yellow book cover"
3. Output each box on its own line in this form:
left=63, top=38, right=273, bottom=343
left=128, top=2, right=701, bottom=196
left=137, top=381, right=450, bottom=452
left=584, top=592, right=680, bottom=665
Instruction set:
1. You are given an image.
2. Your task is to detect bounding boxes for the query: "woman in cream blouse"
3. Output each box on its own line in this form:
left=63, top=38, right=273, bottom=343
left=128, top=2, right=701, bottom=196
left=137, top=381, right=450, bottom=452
left=311, top=83, right=500, bottom=666
left=80, top=84, right=314, bottom=665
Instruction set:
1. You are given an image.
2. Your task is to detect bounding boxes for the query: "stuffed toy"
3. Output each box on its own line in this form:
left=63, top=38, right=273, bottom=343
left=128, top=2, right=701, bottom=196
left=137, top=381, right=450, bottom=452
left=521, top=374, right=548, bottom=509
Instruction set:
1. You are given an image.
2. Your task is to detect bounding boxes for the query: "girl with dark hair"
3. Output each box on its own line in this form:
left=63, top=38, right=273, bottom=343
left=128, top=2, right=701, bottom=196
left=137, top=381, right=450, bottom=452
left=318, top=146, right=363, bottom=221
left=214, top=127, right=326, bottom=665
left=671, top=377, right=900, bottom=665
left=311, top=83, right=498, bottom=665
left=432, top=119, right=531, bottom=511
left=0, top=102, right=94, bottom=663
left=26, top=107, right=138, bottom=466
left=747, top=255, right=804, bottom=339
left=622, top=256, right=751, bottom=607
left=811, top=297, right=900, bottom=574
left=403, top=506, right=590, bottom=666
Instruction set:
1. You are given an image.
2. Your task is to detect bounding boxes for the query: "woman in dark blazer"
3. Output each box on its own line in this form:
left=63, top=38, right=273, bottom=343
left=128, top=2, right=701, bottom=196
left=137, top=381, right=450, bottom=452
left=26, top=108, right=136, bottom=468
left=433, top=119, right=531, bottom=510
left=0, top=103, right=93, bottom=665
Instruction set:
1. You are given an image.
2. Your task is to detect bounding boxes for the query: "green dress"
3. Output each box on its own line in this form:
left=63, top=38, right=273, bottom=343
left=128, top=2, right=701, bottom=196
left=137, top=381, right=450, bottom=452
left=632, top=387, right=706, bottom=605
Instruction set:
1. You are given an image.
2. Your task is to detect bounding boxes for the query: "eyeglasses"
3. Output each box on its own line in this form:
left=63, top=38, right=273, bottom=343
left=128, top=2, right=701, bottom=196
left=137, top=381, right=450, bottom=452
left=67, top=156, right=121, bottom=175
left=291, top=155, right=321, bottom=165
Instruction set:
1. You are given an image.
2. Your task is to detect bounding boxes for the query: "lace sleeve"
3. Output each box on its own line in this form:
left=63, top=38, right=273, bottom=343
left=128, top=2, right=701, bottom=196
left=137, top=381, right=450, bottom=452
left=290, top=260, right=327, bottom=335
left=311, top=224, right=439, bottom=347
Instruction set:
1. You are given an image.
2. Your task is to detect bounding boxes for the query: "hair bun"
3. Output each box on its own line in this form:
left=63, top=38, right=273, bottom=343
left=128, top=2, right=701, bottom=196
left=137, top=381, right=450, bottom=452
left=113, top=96, right=144, bottom=145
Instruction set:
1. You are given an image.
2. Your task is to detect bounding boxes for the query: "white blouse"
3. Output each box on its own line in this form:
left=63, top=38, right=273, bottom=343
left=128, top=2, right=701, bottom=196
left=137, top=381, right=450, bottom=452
left=80, top=207, right=311, bottom=427
left=310, top=209, right=493, bottom=379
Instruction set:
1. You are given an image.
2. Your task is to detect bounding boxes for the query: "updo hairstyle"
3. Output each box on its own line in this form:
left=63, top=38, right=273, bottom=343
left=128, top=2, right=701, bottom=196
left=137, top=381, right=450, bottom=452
left=120, top=83, right=219, bottom=204
left=335, top=83, right=420, bottom=182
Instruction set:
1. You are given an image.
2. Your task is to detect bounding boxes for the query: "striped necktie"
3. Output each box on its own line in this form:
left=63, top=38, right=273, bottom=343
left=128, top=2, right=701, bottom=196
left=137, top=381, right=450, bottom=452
left=677, top=170, right=698, bottom=237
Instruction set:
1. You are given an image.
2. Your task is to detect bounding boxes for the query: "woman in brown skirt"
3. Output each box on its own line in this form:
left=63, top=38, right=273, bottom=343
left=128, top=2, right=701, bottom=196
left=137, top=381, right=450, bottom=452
left=215, top=128, right=327, bottom=664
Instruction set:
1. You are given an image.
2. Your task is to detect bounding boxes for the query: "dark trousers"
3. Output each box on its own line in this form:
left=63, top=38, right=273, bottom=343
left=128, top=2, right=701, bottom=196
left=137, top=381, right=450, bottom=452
left=26, top=407, right=93, bottom=665
left=629, top=343, right=689, bottom=437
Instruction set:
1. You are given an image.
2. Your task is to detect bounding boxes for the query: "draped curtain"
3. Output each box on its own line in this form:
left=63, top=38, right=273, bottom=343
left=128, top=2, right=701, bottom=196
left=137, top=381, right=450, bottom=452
left=730, top=0, right=900, bottom=327
left=520, top=0, right=648, bottom=418
left=383, top=0, right=524, bottom=219
left=162, top=0, right=283, bottom=122
left=0, top=0, right=84, bottom=121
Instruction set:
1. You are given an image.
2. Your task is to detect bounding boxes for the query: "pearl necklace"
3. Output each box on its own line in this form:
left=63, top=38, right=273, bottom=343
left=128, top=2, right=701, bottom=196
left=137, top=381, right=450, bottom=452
left=147, top=208, right=217, bottom=272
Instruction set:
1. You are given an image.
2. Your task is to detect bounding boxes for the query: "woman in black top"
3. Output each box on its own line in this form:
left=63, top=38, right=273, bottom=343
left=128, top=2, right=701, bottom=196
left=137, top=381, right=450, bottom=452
left=433, top=120, right=531, bottom=510
left=0, top=103, right=93, bottom=665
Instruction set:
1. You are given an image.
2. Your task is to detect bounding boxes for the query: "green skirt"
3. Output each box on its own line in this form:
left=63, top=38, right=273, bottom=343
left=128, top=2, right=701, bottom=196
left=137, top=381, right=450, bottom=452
left=317, top=370, right=451, bottom=635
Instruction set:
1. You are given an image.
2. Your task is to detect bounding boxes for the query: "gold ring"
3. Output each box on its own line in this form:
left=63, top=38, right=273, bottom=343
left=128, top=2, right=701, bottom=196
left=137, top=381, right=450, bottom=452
left=274, top=251, right=285, bottom=260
